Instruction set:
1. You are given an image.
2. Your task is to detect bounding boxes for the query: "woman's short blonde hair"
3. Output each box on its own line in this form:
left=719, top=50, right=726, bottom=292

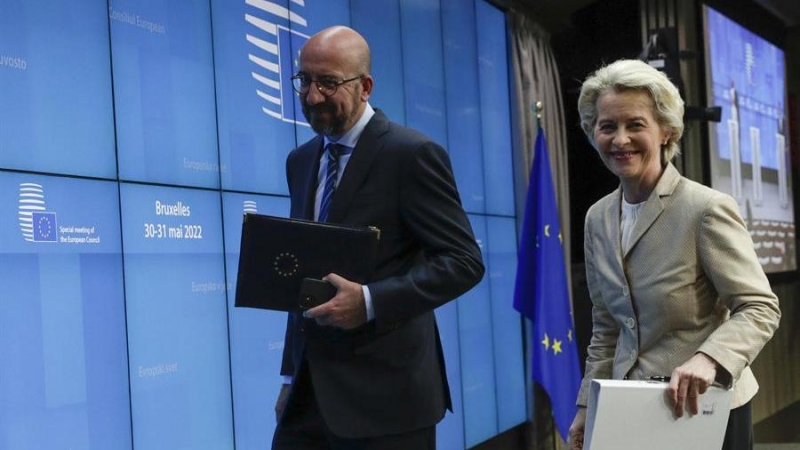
left=578, top=59, right=685, bottom=163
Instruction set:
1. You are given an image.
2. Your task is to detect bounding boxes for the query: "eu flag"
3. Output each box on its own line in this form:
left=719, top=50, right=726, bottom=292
left=513, top=128, right=581, bottom=441
left=32, top=212, right=58, bottom=242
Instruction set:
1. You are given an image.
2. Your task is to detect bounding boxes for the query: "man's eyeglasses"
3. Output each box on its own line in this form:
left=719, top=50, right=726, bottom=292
left=291, top=73, right=363, bottom=97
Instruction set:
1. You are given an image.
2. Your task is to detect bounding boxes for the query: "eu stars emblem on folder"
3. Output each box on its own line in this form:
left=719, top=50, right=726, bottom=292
left=234, top=214, right=380, bottom=312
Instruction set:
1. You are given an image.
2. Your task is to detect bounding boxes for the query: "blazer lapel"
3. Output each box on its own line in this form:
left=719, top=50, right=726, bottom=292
left=622, top=163, right=681, bottom=258
left=622, top=196, right=664, bottom=259
left=301, top=136, right=325, bottom=220
left=606, top=188, right=625, bottom=266
left=325, top=110, right=390, bottom=223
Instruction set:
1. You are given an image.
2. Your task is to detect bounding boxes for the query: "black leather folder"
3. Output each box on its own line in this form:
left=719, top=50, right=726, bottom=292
left=234, top=213, right=380, bottom=311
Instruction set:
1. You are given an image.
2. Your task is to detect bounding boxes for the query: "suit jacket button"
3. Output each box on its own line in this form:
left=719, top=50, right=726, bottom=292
left=630, top=350, right=637, bottom=361
left=625, top=317, right=636, bottom=329
left=622, top=285, right=630, bottom=297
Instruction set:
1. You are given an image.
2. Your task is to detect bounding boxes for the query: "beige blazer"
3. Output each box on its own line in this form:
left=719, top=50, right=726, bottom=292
left=578, top=163, right=781, bottom=409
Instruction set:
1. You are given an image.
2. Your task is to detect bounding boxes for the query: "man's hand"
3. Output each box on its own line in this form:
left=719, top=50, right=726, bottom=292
left=568, top=407, right=587, bottom=450
left=302, top=273, right=367, bottom=330
left=668, top=352, right=719, bottom=417
left=275, top=383, right=291, bottom=423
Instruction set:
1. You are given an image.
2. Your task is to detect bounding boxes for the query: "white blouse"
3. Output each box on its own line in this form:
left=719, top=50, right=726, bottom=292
left=620, top=197, right=646, bottom=254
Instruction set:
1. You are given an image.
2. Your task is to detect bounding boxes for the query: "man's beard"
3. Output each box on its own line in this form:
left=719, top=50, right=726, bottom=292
left=302, top=102, right=350, bottom=136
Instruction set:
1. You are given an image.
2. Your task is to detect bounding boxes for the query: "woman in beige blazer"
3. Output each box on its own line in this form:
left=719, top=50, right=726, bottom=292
left=567, top=59, right=781, bottom=450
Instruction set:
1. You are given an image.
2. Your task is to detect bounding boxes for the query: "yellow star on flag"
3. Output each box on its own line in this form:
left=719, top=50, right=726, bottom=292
left=552, top=339, right=563, bottom=355
left=541, top=333, right=550, bottom=351
left=568, top=329, right=573, bottom=342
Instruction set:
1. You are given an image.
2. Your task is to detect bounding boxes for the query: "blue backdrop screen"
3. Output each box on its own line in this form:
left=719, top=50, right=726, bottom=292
left=0, top=173, right=130, bottom=449
left=0, top=0, right=116, bottom=178
left=110, top=0, right=220, bottom=188
left=120, top=184, right=232, bottom=449
left=0, top=0, right=526, bottom=448
left=704, top=5, right=796, bottom=274
left=222, top=192, right=290, bottom=449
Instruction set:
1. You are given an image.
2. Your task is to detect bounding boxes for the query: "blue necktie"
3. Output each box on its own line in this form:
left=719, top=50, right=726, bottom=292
left=318, top=143, right=347, bottom=222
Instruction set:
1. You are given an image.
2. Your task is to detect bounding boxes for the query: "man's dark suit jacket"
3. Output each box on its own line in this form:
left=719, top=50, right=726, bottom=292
left=281, top=110, right=484, bottom=439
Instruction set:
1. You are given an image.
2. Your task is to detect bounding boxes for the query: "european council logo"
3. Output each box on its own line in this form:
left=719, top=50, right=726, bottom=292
left=243, top=200, right=258, bottom=214
left=18, top=183, right=58, bottom=242
left=245, top=0, right=310, bottom=126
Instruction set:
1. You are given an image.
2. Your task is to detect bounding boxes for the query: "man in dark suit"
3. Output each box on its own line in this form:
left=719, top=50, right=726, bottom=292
left=272, top=26, right=484, bottom=450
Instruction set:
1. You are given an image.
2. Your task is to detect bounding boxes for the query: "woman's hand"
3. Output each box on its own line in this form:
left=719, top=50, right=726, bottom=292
left=567, top=407, right=587, bottom=449
left=668, top=353, right=719, bottom=417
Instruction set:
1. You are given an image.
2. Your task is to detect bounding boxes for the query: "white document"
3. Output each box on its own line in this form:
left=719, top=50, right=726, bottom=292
left=584, top=379, right=732, bottom=450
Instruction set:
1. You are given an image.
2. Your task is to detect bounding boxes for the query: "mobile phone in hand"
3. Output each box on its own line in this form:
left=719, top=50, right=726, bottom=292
left=298, top=277, right=337, bottom=310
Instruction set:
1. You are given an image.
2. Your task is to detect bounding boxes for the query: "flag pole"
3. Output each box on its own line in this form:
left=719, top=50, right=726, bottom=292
left=534, top=100, right=543, bottom=128
left=534, top=101, right=544, bottom=174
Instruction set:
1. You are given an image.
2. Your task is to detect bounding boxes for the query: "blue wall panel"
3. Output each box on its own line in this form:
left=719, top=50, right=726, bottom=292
left=0, top=0, right=116, bottom=178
